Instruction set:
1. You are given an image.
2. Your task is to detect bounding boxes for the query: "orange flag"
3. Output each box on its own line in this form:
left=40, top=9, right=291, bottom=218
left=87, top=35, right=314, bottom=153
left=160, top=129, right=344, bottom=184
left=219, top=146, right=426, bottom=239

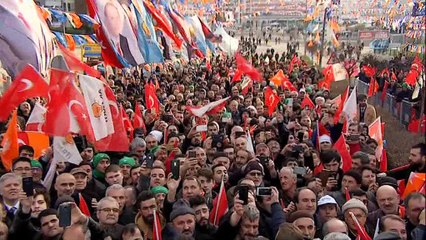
left=402, top=173, right=425, bottom=199
left=17, top=132, right=50, bottom=159
left=1, top=110, right=19, bottom=171
left=270, top=70, right=286, bottom=87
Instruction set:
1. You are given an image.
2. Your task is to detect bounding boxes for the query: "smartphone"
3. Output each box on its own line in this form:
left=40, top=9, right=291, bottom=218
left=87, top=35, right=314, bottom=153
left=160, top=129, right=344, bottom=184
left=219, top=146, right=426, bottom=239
left=171, top=159, right=180, bottom=180
left=256, top=187, right=272, bottom=196
left=196, top=125, right=208, bottom=132
left=188, top=150, right=196, bottom=158
left=319, top=170, right=337, bottom=187
left=293, top=144, right=304, bottom=152
left=347, top=134, right=360, bottom=141
left=58, top=203, right=72, bottom=227
left=145, top=154, right=154, bottom=168
left=258, top=156, right=269, bottom=166
left=238, top=185, right=249, bottom=205
left=22, top=177, right=34, bottom=197
left=235, top=131, right=246, bottom=139
left=212, top=134, right=224, bottom=150
left=293, top=166, right=307, bottom=176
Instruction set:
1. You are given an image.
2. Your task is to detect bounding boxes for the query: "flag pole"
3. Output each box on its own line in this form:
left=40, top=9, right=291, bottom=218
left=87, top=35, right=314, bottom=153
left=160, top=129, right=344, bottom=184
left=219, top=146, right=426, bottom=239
left=318, top=6, right=328, bottom=68
left=213, top=175, right=224, bottom=225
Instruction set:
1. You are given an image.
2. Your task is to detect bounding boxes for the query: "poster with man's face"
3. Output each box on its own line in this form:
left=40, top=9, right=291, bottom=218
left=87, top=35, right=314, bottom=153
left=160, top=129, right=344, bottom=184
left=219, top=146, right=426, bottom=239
left=94, top=0, right=144, bottom=66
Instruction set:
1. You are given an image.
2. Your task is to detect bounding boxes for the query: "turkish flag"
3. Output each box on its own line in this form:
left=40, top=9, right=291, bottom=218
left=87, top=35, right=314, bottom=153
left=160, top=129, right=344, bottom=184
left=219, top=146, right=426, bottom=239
left=57, top=44, right=101, bottom=78
left=186, top=97, right=230, bottom=117
left=25, top=102, right=47, bottom=132
left=349, top=212, right=372, bottom=240
left=334, top=134, right=352, bottom=172
left=0, top=65, right=49, bottom=121
left=233, top=53, right=262, bottom=82
left=144, top=0, right=183, bottom=48
left=380, top=68, right=390, bottom=77
left=265, top=87, right=280, bottom=116
left=301, top=94, right=315, bottom=110
left=153, top=210, right=163, bottom=240
left=288, top=55, right=301, bottom=74
left=240, top=77, right=253, bottom=95
left=1, top=110, right=19, bottom=171
left=334, top=86, right=349, bottom=123
left=145, top=82, right=160, bottom=114
left=367, top=77, right=379, bottom=97
left=209, top=179, right=228, bottom=226
left=380, top=148, right=388, bottom=172
left=133, top=102, right=147, bottom=134
left=282, top=79, right=297, bottom=92
left=363, top=65, right=377, bottom=78
left=94, top=87, right=129, bottom=152
left=405, top=70, right=419, bottom=86
left=323, top=65, right=335, bottom=83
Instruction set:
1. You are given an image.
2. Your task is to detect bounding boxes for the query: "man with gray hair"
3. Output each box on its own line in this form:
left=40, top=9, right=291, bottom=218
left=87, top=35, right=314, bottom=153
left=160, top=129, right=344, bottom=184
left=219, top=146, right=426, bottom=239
left=130, top=137, right=146, bottom=160
left=0, top=173, right=22, bottom=225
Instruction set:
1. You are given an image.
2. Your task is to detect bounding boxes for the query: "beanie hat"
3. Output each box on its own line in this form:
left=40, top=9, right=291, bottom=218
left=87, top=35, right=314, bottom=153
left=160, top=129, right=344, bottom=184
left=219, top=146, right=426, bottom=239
left=342, top=199, right=368, bottom=215
left=93, top=153, right=110, bottom=168
left=31, top=160, right=43, bottom=169
left=170, top=199, right=195, bottom=221
left=151, top=186, right=169, bottom=195
left=119, top=157, right=136, bottom=167
left=243, top=161, right=264, bottom=176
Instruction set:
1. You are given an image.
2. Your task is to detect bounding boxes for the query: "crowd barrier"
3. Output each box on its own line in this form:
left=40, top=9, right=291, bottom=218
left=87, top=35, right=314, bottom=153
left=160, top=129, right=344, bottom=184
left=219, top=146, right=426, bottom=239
left=355, top=80, right=418, bottom=127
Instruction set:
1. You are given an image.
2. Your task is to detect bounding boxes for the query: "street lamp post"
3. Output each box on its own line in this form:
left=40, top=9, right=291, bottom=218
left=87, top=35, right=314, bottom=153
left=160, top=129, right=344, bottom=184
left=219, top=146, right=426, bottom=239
left=318, top=7, right=328, bottom=67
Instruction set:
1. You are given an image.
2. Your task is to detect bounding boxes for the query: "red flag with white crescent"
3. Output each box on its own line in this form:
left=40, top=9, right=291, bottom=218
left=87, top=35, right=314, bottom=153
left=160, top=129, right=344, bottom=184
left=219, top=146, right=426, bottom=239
left=264, top=87, right=280, bottom=116
left=0, top=64, right=49, bottom=121
left=185, top=97, right=230, bottom=117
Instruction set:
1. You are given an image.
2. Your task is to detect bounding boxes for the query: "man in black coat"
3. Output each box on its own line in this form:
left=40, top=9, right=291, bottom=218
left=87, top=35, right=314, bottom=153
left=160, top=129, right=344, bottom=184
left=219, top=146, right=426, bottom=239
left=188, top=195, right=217, bottom=240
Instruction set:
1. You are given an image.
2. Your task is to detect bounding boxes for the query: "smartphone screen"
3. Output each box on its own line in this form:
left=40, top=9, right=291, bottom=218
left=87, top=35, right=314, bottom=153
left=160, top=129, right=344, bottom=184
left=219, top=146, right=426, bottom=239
left=238, top=185, right=249, bottom=205
left=58, top=204, right=72, bottom=227
left=171, top=160, right=180, bottom=180
left=188, top=150, right=196, bottom=158
left=256, top=187, right=272, bottom=196
left=22, top=177, right=33, bottom=197
left=293, top=166, right=307, bottom=176
left=196, top=125, right=208, bottom=132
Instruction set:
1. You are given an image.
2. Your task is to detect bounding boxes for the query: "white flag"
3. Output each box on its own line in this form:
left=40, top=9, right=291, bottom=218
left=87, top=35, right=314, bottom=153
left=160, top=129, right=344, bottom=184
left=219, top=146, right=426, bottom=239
left=332, top=63, right=349, bottom=81
left=246, top=130, right=255, bottom=154
left=342, top=86, right=357, bottom=123
left=26, top=102, right=46, bottom=132
left=53, top=136, right=83, bottom=165
left=78, top=75, right=114, bottom=140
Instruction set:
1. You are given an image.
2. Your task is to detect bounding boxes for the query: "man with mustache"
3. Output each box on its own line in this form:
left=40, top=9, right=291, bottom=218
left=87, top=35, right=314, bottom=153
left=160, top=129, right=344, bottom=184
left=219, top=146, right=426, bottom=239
left=135, top=190, right=167, bottom=239
left=189, top=195, right=217, bottom=240
left=170, top=199, right=196, bottom=238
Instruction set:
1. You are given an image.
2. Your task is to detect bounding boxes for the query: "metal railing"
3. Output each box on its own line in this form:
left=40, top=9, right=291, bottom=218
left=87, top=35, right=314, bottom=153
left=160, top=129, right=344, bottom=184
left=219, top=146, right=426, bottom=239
left=355, top=80, right=418, bottom=127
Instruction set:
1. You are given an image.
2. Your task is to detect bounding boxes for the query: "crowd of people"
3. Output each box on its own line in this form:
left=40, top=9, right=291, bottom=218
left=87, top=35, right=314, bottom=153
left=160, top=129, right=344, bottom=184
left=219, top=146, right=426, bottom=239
left=0, top=46, right=425, bottom=240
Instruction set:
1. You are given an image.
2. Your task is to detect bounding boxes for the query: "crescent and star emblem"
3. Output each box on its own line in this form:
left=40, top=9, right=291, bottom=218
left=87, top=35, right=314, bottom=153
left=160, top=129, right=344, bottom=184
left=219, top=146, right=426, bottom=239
left=18, top=79, right=33, bottom=92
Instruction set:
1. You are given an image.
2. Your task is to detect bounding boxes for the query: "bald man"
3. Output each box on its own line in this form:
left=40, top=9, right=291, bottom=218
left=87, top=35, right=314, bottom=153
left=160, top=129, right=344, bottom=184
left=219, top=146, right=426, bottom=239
left=322, top=218, right=348, bottom=237
left=367, top=185, right=401, bottom=231
left=53, top=173, right=76, bottom=205
left=279, top=167, right=297, bottom=206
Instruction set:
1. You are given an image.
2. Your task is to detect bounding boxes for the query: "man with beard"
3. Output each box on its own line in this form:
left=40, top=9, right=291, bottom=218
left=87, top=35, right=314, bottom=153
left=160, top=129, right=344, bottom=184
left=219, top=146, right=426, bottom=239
left=135, top=190, right=167, bottom=239
left=170, top=199, right=197, bottom=238
left=387, top=143, right=425, bottom=183
left=189, top=195, right=217, bottom=239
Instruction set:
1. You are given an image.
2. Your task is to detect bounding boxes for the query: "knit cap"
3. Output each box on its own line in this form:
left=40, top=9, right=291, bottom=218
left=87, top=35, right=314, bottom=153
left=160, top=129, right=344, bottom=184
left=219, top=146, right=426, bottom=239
left=170, top=199, right=195, bottom=221
left=93, top=153, right=110, bottom=168
left=342, top=198, right=368, bottom=215
left=119, top=157, right=136, bottom=167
